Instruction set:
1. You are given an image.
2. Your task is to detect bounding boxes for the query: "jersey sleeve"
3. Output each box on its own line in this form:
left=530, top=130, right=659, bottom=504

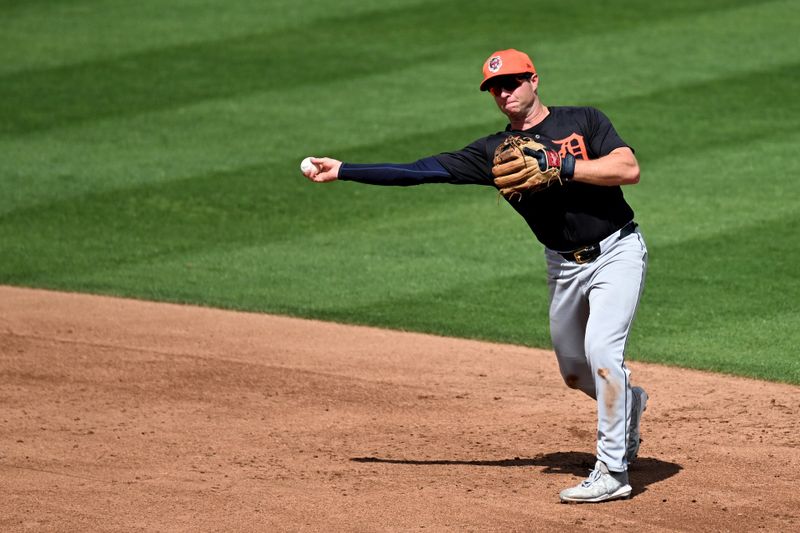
left=585, top=107, right=633, bottom=157
left=338, top=136, right=496, bottom=187
left=432, top=137, right=495, bottom=186
left=338, top=157, right=452, bottom=186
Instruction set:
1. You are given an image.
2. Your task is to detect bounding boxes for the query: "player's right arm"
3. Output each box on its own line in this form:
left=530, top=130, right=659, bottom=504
left=301, top=137, right=497, bottom=186
left=302, top=157, right=455, bottom=185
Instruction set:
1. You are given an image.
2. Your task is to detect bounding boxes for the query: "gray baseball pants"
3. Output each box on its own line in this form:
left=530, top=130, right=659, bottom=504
left=545, top=224, right=648, bottom=472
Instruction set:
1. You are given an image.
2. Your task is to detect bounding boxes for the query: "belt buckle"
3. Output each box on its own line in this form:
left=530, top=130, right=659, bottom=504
left=573, top=246, right=595, bottom=264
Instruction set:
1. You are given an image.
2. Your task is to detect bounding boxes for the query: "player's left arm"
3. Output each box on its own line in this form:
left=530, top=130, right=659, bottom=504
left=571, top=147, right=639, bottom=186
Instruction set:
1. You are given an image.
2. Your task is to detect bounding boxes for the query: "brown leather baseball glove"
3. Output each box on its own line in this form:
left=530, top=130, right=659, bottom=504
left=491, top=136, right=569, bottom=201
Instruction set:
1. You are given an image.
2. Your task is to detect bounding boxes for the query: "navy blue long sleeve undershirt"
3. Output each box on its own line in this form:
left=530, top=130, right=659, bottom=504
left=338, top=157, right=452, bottom=186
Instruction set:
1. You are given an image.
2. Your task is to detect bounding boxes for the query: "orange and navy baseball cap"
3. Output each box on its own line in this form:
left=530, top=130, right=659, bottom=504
left=479, top=49, right=536, bottom=91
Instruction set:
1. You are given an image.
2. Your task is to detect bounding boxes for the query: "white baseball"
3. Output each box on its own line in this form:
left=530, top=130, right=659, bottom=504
left=300, top=157, right=317, bottom=175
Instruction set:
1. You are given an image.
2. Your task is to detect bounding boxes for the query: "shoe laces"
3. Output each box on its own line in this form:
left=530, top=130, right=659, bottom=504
left=580, top=467, right=603, bottom=488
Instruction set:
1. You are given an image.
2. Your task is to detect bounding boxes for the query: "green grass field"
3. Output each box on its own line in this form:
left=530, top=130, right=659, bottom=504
left=2, top=0, right=799, bottom=383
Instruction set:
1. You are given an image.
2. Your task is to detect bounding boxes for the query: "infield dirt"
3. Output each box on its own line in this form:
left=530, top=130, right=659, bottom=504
left=1, top=286, right=798, bottom=532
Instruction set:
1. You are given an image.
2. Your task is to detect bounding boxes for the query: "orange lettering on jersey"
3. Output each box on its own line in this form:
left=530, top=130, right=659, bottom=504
left=553, top=133, right=589, bottom=160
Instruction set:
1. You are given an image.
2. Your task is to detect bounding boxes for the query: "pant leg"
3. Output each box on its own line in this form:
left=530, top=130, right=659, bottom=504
left=584, top=230, right=648, bottom=471
left=546, top=252, right=595, bottom=398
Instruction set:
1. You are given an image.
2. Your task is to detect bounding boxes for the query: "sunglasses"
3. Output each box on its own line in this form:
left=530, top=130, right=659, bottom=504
left=487, top=73, right=533, bottom=96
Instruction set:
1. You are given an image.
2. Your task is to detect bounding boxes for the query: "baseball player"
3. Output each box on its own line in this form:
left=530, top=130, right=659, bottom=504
left=301, top=49, right=649, bottom=503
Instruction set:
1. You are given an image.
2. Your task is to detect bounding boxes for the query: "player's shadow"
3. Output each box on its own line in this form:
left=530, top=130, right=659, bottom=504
left=351, top=451, right=681, bottom=497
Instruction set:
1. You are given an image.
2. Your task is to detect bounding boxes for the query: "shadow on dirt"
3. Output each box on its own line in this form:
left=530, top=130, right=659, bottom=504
left=352, top=451, right=681, bottom=495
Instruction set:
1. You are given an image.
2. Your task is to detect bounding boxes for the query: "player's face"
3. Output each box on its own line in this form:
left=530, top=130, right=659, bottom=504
left=489, top=74, right=538, bottom=119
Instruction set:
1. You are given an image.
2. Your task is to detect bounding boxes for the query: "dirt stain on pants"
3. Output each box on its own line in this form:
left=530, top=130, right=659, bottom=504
left=597, top=367, right=619, bottom=411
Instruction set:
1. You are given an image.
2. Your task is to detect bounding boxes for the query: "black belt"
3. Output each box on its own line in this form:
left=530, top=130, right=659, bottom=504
left=559, top=222, right=637, bottom=264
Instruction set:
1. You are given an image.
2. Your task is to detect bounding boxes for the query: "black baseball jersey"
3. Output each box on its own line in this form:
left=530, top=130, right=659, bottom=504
left=434, top=106, right=634, bottom=251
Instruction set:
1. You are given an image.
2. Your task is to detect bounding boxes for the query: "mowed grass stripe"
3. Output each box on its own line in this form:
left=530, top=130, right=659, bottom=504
left=3, top=0, right=489, bottom=135
left=1, top=0, right=769, bottom=75
left=0, top=55, right=495, bottom=215
left=535, top=0, right=799, bottom=104
left=634, top=135, right=800, bottom=248
left=0, top=0, right=781, bottom=136
left=0, top=28, right=432, bottom=136
left=45, top=197, right=538, bottom=328
left=632, top=213, right=800, bottom=384
left=603, top=61, right=800, bottom=152
left=0, top=0, right=412, bottom=75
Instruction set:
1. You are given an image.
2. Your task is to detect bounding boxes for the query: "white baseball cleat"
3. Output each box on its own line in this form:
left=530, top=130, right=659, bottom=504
left=559, top=460, right=632, bottom=503
left=627, top=386, right=649, bottom=463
